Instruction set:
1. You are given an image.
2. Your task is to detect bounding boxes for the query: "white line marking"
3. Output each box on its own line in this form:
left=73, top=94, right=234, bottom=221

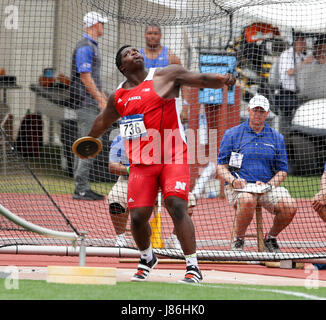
left=118, top=269, right=326, bottom=300
left=192, top=283, right=326, bottom=300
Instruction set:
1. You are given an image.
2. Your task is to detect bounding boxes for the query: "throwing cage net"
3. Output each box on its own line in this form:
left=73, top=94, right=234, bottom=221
left=0, top=0, right=326, bottom=262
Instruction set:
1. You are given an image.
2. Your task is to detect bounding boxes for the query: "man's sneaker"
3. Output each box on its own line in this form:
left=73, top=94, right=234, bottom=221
left=264, top=235, right=281, bottom=253
left=231, top=238, right=244, bottom=251
left=73, top=189, right=104, bottom=200
left=179, top=265, right=203, bottom=284
left=131, top=254, right=158, bottom=282
left=165, top=234, right=181, bottom=250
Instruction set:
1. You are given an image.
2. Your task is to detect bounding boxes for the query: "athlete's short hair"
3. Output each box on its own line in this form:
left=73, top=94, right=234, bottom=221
left=115, top=45, right=132, bottom=74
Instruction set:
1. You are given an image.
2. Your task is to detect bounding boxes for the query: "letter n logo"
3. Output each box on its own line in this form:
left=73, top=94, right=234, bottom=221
left=175, top=181, right=186, bottom=191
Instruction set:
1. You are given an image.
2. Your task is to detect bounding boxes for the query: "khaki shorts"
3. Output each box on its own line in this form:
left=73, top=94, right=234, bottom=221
left=224, top=184, right=292, bottom=214
left=107, top=176, right=128, bottom=209
left=188, top=192, right=197, bottom=208
left=107, top=176, right=196, bottom=209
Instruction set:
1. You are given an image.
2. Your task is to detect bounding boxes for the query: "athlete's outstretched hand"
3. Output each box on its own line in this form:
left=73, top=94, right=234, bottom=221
left=224, top=73, right=236, bottom=88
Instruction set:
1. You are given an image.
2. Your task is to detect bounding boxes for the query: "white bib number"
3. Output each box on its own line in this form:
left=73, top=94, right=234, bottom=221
left=229, top=151, right=243, bottom=169
left=120, top=114, right=147, bottom=140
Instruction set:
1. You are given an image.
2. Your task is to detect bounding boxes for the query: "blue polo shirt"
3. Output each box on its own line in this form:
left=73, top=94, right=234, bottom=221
left=217, top=120, right=288, bottom=183
left=75, top=34, right=98, bottom=73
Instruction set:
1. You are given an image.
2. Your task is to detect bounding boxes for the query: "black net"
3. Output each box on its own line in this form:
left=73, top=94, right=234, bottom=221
left=0, top=0, right=325, bottom=261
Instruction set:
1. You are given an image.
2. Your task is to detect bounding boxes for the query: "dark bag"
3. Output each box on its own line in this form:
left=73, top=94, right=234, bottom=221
left=16, top=112, right=43, bottom=157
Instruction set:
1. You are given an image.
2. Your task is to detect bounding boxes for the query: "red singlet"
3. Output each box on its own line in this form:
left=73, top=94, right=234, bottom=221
left=114, top=68, right=190, bottom=208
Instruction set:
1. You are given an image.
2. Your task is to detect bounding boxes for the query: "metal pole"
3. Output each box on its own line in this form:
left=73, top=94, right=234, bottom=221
left=0, top=203, right=78, bottom=241
left=78, top=231, right=88, bottom=267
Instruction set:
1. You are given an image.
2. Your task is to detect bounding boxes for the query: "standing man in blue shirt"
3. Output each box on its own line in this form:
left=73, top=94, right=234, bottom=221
left=140, top=23, right=181, bottom=68
left=140, top=23, right=189, bottom=124
left=217, top=95, right=297, bottom=252
left=70, top=11, right=108, bottom=200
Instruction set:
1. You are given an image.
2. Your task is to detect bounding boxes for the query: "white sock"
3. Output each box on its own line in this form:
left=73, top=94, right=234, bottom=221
left=140, top=245, right=153, bottom=263
left=185, top=253, right=198, bottom=267
left=170, top=233, right=178, bottom=240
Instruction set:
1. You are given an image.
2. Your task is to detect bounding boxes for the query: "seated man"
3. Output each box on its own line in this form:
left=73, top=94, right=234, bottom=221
left=107, top=134, right=132, bottom=247
left=108, top=134, right=196, bottom=249
left=312, top=161, right=326, bottom=223
left=312, top=161, right=326, bottom=270
left=217, top=94, right=297, bottom=252
left=192, top=162, right=217, bottom=199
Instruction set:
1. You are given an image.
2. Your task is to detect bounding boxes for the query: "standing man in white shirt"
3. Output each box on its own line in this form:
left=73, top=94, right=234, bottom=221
left=276, top=33, right=313, bottom=137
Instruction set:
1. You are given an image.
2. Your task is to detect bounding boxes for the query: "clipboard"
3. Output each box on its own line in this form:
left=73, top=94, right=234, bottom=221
left=234, top=183, right=272, bottom=194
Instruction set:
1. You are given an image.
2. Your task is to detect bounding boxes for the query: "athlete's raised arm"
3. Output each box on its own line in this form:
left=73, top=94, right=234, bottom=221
left=165, top=64, right=235, bottom=89
left=153, top=64, right=236, bottom=99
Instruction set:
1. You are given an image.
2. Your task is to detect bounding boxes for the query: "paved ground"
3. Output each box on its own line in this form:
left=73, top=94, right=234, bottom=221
left=1, top=265, right=326, bottom=288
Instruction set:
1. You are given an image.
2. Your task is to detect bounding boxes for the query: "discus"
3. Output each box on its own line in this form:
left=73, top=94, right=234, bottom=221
left=72, top=136, right=102, bottom=159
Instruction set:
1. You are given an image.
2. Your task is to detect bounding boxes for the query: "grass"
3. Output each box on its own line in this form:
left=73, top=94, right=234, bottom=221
left=0, top=170, right=322, bottom=199
left=0, top=173, right=113, bottom=195
left=281, top=175, right=321, bottom=198
left=0, top=279, right=325, bottom=300
left=0, top=143, right=322, bottom=198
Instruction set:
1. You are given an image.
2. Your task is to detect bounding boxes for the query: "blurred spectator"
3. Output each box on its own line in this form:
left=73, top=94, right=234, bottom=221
left=70, top=12, right=108, bottom=200
left=140, top=23, right=182, bottom=67
left=107, top=134, right=131, bottom=247
left=312, top=160, right=326, bottom=270
left=275, top=32, right=313, bottom=137
left=192, top=162, right=217, bottom=199
left=297, top=35, right=326, bottom=100
left=312, top=161, right=326, bottom=223
left=140, top=23, right=189, bottom=125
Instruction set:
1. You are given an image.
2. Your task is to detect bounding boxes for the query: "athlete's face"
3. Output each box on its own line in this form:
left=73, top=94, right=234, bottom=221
left=120, top=47, right=144, bottom=73
left=145, top=26, right=162, bottom=48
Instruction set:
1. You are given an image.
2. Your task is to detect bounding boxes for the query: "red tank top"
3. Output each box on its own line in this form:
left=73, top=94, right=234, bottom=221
left=114, top=68, right=187, bottom=165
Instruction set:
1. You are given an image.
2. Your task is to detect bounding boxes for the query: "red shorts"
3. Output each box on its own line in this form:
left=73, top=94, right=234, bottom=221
left=127, top=163, right=190, bottom=209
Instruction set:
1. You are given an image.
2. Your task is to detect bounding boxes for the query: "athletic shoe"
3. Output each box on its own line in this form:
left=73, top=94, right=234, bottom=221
left=264, top=236, right=281, bottom=253
left=73, top=189, right=104, bottom=200
left=165, top=234, right=181, bottom=250
left=179, top=265, right=203, bottom=284
left=231, top=238, right=244, bottom=251
left=131, top=254, right=158, bottom=282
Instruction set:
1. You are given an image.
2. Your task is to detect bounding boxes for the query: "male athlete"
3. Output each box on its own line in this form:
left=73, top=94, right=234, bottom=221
left=87, top=45, right=236, bottom=283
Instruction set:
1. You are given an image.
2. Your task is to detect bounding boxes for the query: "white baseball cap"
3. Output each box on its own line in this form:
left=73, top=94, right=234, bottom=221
left=249, top=94, right=270, bottom=112
left=83, top=11, right=108, bottom=28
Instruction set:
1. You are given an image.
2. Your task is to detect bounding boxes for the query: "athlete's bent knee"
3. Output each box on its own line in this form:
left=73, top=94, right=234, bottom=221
left=109, top=202, right=125, bottom=215
left=165, top=196, right=187, bottom=221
